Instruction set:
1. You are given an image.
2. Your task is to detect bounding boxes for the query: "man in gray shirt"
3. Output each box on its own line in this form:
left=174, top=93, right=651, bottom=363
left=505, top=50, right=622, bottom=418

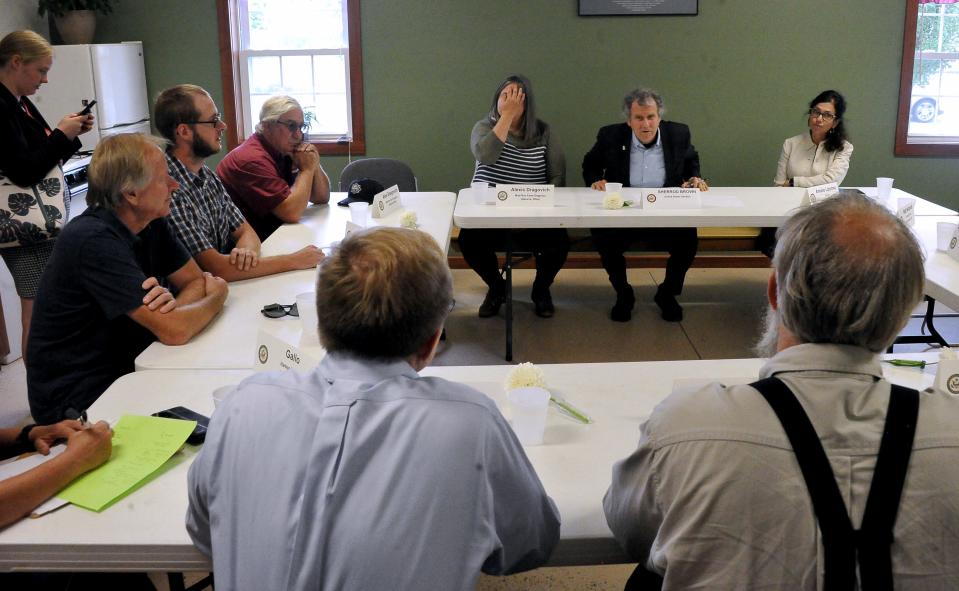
left=605, top=194, right=959, bottom=589
left=187, top=227, right=560, bottom=591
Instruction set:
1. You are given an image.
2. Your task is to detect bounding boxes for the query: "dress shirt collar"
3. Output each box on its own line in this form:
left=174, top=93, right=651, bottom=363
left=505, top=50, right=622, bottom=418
left=759, top=342, right=884, bottom=381
left=318, top=351, right=419, bottom=385
left=631, top=128, right=661, bottom=152
left=166, top=152, right=211, bottom=188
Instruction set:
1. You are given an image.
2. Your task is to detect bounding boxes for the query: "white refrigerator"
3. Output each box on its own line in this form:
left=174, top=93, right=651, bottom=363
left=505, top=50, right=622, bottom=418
left=31, top=42, right=151, bottom=153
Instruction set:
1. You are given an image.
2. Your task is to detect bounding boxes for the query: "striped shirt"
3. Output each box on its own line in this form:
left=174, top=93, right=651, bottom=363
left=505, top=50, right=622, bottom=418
left=472, top=142, right=548, bottom=185
left=166, top=153, right=246, bottom=256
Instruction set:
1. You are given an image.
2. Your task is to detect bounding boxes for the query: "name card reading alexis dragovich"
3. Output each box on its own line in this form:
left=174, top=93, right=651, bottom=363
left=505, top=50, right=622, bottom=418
left=640, top=187, right=701, bottom=210
left=494, top=184, right=555, bottom=207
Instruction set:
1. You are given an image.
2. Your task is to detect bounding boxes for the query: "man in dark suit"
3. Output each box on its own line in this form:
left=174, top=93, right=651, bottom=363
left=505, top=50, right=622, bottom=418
left=583, top=89, right=708, bottom=322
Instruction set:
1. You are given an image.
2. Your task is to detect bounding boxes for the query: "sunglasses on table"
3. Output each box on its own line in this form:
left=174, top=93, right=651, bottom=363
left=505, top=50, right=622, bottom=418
left=261, top=303, right=299, bottom=318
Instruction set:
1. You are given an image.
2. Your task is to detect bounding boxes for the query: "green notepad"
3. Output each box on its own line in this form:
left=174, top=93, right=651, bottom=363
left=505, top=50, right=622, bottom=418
left=58, top=414, right=196, bottom=512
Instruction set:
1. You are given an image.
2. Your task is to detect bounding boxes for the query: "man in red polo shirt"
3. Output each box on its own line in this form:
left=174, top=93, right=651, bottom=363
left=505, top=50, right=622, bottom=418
left=217, top=95, right=330, bottom=239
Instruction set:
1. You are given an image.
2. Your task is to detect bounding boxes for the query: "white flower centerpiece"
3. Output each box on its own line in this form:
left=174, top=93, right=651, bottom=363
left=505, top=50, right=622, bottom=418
left=399, top=210, right=419, bottom=229
left=504, top=362, right=592, bottom=424
left=603, top=193, right=632, bottom=209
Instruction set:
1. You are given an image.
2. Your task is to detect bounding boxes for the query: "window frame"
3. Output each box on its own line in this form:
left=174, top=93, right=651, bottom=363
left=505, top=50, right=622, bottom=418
left=895, top=0, right=959, bottom=156
left=216, top=0, right=366, bottom=156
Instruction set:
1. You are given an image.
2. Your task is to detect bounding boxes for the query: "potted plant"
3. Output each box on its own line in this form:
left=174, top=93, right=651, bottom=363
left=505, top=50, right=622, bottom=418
left=37, top=1, right=116, bottom=45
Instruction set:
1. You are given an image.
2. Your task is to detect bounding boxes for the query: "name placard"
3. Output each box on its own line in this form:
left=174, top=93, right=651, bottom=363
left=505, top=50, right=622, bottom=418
left=344, top=220, right=362, bottom=236
left=934, top=358, right=959, bottom=395
left=372, top=185, right=402, bottom=218
left=897, top=198, right=915, bottom=227
left=255, top=330, right=323, bottom=372
left=947, top=226, right=959, bottom=263
left=804, top=182, right=840, bottom=205
left=493, top=184, right=555, bottom=207
left=641, top=187, right=701, bottom=210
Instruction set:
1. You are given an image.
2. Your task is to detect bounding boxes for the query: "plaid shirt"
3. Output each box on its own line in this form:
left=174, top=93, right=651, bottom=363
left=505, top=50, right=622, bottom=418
left=166, top=153, right=246, bottom=256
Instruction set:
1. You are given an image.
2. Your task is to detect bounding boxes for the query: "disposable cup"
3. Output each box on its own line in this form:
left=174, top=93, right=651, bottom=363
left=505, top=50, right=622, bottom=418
left=348, top=202, right=369, bottom=226
left=605, top=182, right=623, bottom=193
left=508, top=387, right=550, bottom=445
left=212, top=385, right=236, bottom=408
left=296, top=292, right=320, bottom=346
left=937, top=222, right=957, bottom=251
left=876, top=177, right=894, bottom=201
left=471, top=181, right=489, bottom=204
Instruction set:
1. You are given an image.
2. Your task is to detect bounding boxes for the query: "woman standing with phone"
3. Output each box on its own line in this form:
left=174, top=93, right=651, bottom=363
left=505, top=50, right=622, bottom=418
left=0, top=30, right=93, bottom=360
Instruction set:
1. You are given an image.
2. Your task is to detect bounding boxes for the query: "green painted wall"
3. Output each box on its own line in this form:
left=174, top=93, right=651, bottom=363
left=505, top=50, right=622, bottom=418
left=97, top=0, right=958, bottom=208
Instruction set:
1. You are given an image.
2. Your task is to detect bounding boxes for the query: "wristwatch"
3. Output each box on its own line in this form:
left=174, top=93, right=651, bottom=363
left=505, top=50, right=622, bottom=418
left=15, top=424, right=36, bottom=448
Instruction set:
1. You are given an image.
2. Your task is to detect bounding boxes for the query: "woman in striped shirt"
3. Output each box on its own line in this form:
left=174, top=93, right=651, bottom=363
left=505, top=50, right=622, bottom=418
left=460, top=74, right=567, bottom=318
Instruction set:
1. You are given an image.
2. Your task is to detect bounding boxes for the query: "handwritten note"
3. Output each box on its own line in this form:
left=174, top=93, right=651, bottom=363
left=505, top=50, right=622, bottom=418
left=58, top=415, right=195, bottom=512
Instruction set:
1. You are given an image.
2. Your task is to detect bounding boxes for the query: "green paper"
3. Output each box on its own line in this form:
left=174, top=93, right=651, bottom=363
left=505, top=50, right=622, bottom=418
left=58, top=415, right=196, bottom=512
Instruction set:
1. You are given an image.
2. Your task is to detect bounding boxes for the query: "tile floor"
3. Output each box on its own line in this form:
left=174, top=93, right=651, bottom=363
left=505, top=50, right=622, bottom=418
left=2, top=266, right=956, bottom=590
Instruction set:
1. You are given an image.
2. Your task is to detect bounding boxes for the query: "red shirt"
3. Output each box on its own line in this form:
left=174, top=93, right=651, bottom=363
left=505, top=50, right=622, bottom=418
left=216, top=133, right=296, bottom=240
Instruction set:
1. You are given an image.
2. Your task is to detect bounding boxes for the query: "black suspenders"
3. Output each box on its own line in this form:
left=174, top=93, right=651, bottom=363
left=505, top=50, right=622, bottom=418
left=750, top=377, right=920, bottom=591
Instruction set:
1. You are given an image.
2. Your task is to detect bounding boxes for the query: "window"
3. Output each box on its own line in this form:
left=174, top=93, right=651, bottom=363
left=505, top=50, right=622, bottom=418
left=217, top=0, right=365, bottom=155
left=896, top=0, right=959, bottom=155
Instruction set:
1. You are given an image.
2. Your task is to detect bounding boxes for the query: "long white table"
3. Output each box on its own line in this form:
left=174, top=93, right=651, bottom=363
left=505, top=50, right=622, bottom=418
left=891, top=215, right=959, bottom=349
left=0, top=356, right=937, bottom=572
left=134, top=192, right=456, bottom=371
left=454, top=186, right=956, bottom=360
left=453, top=186, right=955, bottom=230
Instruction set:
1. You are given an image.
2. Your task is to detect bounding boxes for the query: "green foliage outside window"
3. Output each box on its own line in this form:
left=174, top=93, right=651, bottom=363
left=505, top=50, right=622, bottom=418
left=914, top=7, right=959, bottom=86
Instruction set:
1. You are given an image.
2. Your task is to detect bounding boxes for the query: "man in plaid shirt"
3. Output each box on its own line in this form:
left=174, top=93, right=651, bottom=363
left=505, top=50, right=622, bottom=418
left=155, top=85, right=323, bottom=280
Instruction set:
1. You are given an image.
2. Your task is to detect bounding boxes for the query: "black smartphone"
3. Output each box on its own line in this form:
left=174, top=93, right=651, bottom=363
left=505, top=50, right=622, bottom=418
left=79, top=99, right=97, bottom=116
left=152, top=406, right=210, bottom=444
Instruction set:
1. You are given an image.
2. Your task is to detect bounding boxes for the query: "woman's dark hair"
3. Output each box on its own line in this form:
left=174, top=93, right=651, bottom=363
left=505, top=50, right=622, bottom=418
left=487, top=74, right=543, bottom=143
left=809, top=89, right=848, bottom=152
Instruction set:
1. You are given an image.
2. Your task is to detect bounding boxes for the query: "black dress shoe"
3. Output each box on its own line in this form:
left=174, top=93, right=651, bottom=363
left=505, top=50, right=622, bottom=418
left=478, top=287, right=505, bottom=318
left=654, top=290, right=683, bottom=322
left=531, top=288, right=555, bottom=318
left=610, top=289, right=635, bottom=322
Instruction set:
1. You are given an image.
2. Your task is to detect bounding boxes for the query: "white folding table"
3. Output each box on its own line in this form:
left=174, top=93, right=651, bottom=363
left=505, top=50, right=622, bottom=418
left=134, top=192, right=456, bottom=370
left=0, top=356, right=936, bottom=573
left=454, top=186, right=956, bottom=360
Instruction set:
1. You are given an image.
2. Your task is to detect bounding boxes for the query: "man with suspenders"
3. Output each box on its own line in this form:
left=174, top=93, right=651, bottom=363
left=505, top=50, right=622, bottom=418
left=605, top=194, right=959, bottom=589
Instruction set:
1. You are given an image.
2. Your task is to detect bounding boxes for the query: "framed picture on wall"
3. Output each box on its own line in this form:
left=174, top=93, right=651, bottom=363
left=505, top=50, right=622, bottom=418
left=579, top=0, right=698, bottom=16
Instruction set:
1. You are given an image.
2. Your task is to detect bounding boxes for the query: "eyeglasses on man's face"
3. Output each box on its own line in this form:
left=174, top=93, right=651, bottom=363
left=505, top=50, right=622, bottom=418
left=186, top=113, right=224, bottom=127
left=276, top=119, right=310, bottom=135
left=808, top=108, right=837, bottom=122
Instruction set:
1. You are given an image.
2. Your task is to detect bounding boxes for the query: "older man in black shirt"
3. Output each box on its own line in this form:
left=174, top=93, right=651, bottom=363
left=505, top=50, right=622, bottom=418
left=27, top=133, right=228, bottom=424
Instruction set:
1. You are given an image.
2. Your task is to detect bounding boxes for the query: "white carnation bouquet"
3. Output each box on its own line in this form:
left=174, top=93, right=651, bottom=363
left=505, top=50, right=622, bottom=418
left=602, top=193, right=632, bottom=209
left=504, top=362, right=592, bottom=424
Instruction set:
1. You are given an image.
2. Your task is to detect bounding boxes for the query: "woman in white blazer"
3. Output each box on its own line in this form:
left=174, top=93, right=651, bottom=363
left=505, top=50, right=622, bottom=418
left=774, top=90, right=853, bottom=188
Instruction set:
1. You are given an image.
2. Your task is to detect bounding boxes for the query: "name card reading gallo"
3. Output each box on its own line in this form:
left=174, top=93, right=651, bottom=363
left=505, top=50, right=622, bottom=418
left=372, top=185, right=402, bottom=218
left=494, top=184, right=555, bottom=207
left=804, top=182, right=840, bottom=205
left=255, top=329, right=323, bottom=373
left=641, top=187, right=701, bottom=210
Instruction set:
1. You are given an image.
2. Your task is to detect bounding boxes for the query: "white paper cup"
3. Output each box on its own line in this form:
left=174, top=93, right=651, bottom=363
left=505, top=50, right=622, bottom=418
left=508, top=387, right=550, bottom=445
left=212, top=385, right=236, bottom=408
left=876, top=177, right=894, bottom=200
left=348, top=202, right=369, bottom=226
left=296, top=291, right=320, bottom=346
left=937, top=222, right=957, bottom=251
left=605, top=182, right=623, bottom=193
left=470, top=181, right=489, bottom=205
